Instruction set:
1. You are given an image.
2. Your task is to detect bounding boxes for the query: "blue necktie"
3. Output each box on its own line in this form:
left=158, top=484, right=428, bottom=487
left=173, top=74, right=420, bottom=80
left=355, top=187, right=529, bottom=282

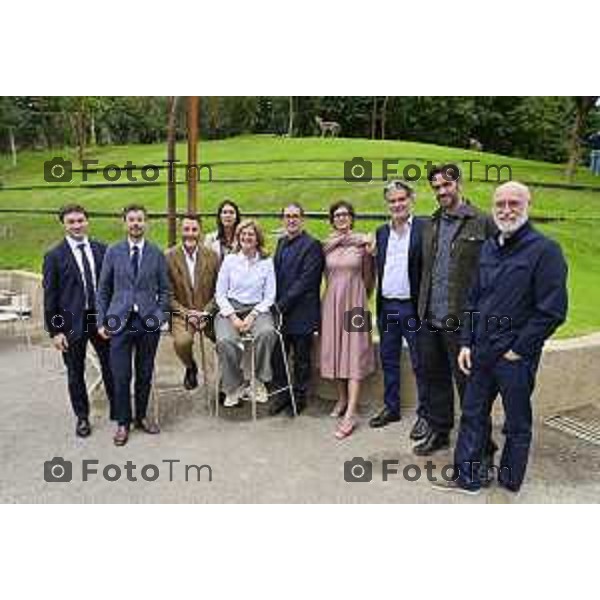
left=131, top=245, right=140, bottom=279
left=78, top=243, right=96, bottom=309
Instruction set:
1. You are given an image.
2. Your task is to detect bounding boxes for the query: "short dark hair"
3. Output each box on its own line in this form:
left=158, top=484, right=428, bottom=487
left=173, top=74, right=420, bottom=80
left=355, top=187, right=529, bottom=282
left=383, top=180, right=415, bottom=200
left=58, top=203, right=88, bottom=223
left=216, top=199, right=241, bottom=241
left=427, top=163, right=461, bottom=184
left=281, top=202, right=305, bottom=217
left=122, top=203, right=147, bottom=220
left=181, top=213, right=201, bottom=223
left=329, top=200, right=355, bottom=225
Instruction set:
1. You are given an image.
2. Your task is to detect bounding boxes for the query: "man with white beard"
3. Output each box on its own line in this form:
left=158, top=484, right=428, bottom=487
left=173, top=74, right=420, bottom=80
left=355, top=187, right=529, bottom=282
left=433, top=181, right=568, bottom=495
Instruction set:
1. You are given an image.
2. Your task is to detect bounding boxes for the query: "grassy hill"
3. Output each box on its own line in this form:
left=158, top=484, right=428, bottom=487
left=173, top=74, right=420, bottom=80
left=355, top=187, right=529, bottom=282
left=1, top=134, right=599, bottom=338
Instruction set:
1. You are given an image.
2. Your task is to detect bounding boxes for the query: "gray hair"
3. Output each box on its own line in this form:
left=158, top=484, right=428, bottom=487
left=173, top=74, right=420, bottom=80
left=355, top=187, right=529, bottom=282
left=383, top=180, right=415, bottom=200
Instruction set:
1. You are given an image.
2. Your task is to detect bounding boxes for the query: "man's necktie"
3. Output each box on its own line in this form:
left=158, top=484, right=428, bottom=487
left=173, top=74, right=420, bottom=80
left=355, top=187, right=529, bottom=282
left=131, top=245, right=140, bottom=279
left=77, top=243, right=96, bottom=309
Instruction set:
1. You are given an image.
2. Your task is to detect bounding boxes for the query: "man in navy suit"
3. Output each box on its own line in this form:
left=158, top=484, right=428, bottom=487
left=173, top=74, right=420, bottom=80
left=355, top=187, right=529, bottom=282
left=270, top=202, right=324, bottom=416
left=97, top=204, right=170, bottom=446
left=369, top=181, right=428, bottom=436
left=43, top=204, right=115, bottom=437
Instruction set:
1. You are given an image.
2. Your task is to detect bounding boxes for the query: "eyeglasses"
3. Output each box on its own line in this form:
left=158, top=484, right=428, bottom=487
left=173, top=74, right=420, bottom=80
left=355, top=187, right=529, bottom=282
left=333, top=211, right=350, bottom=218
left=284, top=214, right=302, bottom=220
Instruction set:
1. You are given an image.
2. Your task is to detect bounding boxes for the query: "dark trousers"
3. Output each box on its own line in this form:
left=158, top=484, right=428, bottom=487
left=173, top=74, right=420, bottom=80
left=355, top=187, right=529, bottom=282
left=379, top=299, right=426, bottom=418
left=110, top=314, right=160, bottom=427
left=455, top=354, right=539, bottom=492
left=271, top=332, right=313, bottom=404
left=417, top=324, right=466, bottom=433
left=62, top=328, right=114, bottom=420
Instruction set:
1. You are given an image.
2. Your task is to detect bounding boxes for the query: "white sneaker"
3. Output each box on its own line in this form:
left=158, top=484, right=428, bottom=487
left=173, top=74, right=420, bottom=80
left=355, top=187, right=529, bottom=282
left=254, top=381, right=269, bottom=404
left=224, top=386, right=244, bottom=407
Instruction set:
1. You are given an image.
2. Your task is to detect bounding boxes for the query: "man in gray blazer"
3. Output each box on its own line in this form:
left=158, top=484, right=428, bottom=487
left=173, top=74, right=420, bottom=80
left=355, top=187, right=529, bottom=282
left=97, top=204, right=170, bottom=446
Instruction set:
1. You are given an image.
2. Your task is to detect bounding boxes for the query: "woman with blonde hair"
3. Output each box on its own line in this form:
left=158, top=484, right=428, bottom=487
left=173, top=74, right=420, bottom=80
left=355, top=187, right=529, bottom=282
left=320, top=201, right=376, bottom=439
left=214, top=219, right=277, bottom=407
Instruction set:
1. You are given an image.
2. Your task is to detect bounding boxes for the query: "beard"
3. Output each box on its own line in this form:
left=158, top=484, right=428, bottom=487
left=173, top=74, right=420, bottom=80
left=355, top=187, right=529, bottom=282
left=494, top=212, right=529, bottom=235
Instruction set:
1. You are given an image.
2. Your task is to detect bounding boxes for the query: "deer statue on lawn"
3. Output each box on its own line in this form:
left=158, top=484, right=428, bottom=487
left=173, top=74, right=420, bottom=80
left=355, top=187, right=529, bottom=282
left=315, top=116, right=341, bottom=138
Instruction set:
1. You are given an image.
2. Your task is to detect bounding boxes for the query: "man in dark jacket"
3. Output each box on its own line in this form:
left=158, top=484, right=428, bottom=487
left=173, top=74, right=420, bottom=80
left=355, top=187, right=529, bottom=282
left=42, top=204, right=114, bottom=437
left=369, top=180, right=427, bottom=435
left=434, top=181, right=568, bottom=494
left=415, top=164, right=497, bottom=456
left=270, top=202, right=324, bottom=416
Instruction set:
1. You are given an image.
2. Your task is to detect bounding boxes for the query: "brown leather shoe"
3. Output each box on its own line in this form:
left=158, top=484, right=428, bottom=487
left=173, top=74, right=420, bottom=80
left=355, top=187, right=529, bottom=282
left=135, top=418, right=160, bottom=434
left=113, top=425, right=129, bottom=446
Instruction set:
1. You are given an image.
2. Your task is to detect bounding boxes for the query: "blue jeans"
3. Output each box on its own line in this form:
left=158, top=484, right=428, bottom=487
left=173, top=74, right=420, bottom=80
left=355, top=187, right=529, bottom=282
left=378, top=299, right=426, bottom=418
left=454, top=353, right=539, bottom=491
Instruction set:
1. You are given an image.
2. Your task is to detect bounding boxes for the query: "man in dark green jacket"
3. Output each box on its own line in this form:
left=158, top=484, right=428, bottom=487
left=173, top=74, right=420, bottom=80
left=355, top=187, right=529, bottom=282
left=414, top=164, right=496, bottom=457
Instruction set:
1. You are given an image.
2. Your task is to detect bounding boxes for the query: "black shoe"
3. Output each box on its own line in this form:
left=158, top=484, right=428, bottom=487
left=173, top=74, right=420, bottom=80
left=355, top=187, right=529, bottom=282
left=369, top=407, right=400, bottom=428
left=76, top=418, right=91, bottom=438
left=285, top=398, right=306, bottom=417
left=269, top=396, right=291, bottom=416
left=410, top=417, right=431, bottom=441
left=413, top=430, right=450, bottom=456
left=183, top=361, right=198, bottom=390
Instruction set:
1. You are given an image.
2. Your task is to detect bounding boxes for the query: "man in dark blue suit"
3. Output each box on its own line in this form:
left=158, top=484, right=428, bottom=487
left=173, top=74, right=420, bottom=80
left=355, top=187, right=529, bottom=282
left=270, top=202, right=324, bottom=416
left=369, top=181, right=428, bottom=437
left=97, top=204, right=170, bottom=446
left=42, top=204, right=115, bottom=437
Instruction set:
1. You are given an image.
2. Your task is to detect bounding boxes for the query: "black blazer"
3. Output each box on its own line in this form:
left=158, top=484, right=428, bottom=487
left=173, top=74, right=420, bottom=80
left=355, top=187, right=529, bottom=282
left=375, top=217, right=424, bottom=328
left=43, top=238, right=107, bottom=340
left=273, top=232, right=324, bottom=335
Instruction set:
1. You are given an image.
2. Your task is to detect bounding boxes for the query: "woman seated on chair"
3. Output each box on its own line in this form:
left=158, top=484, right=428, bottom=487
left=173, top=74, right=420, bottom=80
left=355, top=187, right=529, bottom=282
left=215, top=219, right=277, bottom=407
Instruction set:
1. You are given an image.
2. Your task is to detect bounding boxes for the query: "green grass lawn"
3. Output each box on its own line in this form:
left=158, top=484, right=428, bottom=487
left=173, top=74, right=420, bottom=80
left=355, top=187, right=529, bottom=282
left=1, top=134, right=599, bottom=338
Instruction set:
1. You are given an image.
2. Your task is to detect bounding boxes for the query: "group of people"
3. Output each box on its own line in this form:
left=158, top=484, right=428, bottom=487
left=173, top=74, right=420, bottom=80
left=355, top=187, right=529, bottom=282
left=43, top=164, right=569, bottom=494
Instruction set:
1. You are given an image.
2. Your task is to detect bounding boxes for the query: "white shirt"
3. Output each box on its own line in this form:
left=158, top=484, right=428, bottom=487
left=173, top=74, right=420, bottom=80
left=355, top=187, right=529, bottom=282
left=183, top=245, right=198, bottom=288
left=381, top=217, right=412, bottom=300
left=128, top=238, right=145, bottom=312
left=216, top=252, right=276, bottom=317
left=65, top=236, right=97, bottom=306
left=128, top=238, right=145, bottom=261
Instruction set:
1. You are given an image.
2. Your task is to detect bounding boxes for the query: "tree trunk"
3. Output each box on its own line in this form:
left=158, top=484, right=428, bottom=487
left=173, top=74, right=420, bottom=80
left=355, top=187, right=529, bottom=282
left=381, top=96, right=389, bottom=140
left=371, top=96, right=378, bottom=139
left=8, top=126, right=17, bottom=166
left=89, top=113, right=97, bottom=146
left=566, top=96, right=599, bottom=181
left=288, top=96, right=294, bottom=137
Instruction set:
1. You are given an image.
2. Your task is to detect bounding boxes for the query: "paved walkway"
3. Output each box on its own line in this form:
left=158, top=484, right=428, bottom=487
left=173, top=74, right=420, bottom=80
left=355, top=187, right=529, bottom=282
left=1, top=338, right=599, bottom=503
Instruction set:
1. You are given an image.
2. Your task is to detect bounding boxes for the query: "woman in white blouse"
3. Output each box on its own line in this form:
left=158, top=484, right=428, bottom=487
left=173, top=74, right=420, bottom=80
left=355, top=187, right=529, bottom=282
left=215, top=219, right=277, bottom=407
left=204, top=199, right=241, bottom=263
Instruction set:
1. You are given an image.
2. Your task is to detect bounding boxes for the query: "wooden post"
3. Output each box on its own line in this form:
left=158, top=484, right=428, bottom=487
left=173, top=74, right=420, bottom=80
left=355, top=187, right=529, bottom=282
left=187, top=96, right=199, bottom=215
left=166, top=96, right=178, bottom=248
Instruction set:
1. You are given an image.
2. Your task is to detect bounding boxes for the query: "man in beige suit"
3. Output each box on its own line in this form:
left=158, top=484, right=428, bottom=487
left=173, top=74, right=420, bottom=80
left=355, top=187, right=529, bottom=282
left=165, top=214, right=219, bottom=390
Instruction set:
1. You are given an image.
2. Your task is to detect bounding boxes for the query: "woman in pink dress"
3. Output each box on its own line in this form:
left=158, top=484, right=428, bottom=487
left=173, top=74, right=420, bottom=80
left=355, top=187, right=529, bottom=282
left=320, top=200, right=376, bottom=439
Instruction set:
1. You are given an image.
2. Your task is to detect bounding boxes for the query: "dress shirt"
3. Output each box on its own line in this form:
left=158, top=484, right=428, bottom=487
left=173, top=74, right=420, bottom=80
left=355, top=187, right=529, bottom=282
left=216, top=252, right=276, bottom=317
left=128, top=238, right=145, bottom=312
left=183, top=245, right=198, bottom=288
left=381, top=217, right=412, bottom=299
left=65, top=235, right=97, bottom=301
